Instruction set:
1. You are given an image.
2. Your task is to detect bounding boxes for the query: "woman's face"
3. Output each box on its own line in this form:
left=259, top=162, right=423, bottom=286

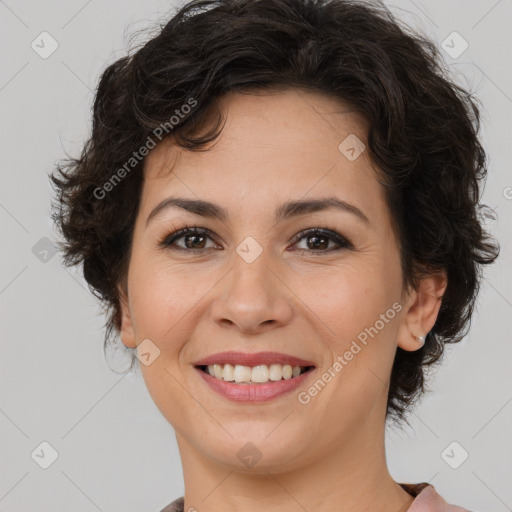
left=118, top=88, right=428, bottom=472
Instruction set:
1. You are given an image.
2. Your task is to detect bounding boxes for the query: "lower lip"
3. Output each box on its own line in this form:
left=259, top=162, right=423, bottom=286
left=195, top=367, right=315, bottom=403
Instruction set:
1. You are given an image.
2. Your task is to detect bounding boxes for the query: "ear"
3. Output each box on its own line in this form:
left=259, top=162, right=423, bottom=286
left=117, top=283, right=137, bottom=349
left=397, top=269, right=448, bottom=351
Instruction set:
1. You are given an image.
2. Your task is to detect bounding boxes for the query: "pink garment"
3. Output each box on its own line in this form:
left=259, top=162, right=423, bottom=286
left=400, top=482, right=473, bottom=512
left=160, top=483, right=473, bottom=511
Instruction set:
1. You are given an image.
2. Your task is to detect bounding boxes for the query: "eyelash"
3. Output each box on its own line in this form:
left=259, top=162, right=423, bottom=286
left=158, top=225, right=354, bottom=254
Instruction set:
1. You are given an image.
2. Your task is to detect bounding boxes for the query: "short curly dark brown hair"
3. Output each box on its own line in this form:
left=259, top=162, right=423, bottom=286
left=50, top=0, right=500, bottom=426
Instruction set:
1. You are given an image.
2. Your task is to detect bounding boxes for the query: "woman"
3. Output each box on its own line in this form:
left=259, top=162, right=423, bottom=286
left=50, top=0, right=500, bottom=510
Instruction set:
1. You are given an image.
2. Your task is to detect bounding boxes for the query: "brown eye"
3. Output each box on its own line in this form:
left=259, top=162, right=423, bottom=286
left=160, top=226, right=219, bottom=251
left=290, top=228, right=353, bottom=253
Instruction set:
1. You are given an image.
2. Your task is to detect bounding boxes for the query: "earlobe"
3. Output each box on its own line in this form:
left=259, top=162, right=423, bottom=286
left=397, top=270, right=448, bottom=352
left=117, top=283, right=137, bottom=349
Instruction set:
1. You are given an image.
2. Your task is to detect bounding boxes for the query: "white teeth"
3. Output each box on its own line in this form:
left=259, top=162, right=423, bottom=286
left=234, top=365, right=252, bottom=383
left=282, top=364, right=293, bottom=380
left=251, top=365, right=269, bottom=383
left=204, top=363, right=308, bottom=384
left=213, top=364, right=223, bottom=379
left=222, top=363, right=235, bottom=381
left=269, top=364, right=283, bottom=381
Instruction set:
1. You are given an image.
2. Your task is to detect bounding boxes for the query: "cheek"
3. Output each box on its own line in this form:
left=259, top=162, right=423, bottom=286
left=299, top=263, right=399, bottom=376
left=295, top=265, right=383, bottom=338
left=126, top=252, right=216, bottom=348
left=126, top=258, right=199, bottom=420
left=303, top=269, right=399, bottom=419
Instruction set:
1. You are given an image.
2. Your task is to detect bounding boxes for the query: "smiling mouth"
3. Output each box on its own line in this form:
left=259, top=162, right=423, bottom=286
left=195, top=364, right=315, bottom=384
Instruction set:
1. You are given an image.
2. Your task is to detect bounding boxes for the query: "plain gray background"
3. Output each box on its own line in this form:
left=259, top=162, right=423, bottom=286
left=1, top=0, right=511, bottom=510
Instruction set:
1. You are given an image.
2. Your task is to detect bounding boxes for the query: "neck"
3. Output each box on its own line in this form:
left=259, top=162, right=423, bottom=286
left=174, top=405, right=414, bottom=512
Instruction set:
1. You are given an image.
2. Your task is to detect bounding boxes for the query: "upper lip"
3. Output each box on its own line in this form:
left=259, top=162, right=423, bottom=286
left=193, top=351, right=316, bottom=368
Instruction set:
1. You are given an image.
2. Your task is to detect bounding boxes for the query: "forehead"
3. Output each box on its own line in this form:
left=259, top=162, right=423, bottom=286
left=141, top=89, right=386, bottom=223
left=145, top=88, right=369, bottom=169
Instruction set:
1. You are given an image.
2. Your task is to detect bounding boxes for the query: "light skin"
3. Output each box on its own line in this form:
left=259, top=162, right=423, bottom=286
left=117, top=88, right=447, bottom=512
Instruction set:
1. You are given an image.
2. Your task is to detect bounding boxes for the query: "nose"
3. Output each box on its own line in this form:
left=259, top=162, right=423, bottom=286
left=209, top=251, right=294, bottom=335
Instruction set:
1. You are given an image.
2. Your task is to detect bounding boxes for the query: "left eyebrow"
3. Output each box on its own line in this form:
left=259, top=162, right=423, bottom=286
left=145, top=196, right=371, bottom=227
left=274, top=197, right=370, bottom=226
